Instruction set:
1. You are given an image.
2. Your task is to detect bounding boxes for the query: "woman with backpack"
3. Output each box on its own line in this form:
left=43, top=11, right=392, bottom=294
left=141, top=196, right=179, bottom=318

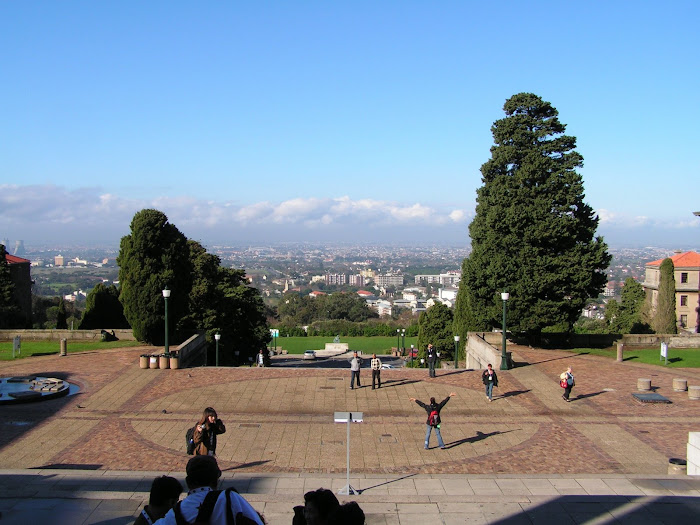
left=409, top=393, right=456, bottom=450
left=193, top=406, right=226, bottom=456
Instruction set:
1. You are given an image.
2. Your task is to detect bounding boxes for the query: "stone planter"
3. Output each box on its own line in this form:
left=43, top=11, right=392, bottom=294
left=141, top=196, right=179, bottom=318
left=689, top=385, right=700, bottom=400
left=673, top=378, right=687, bottom=392
left=170, top=354, right=179, bottom=369
left=159, top=355, right=170, bottom=370
left=637, top=378, right=652, bottom=391
left=139, top=355, right=149, bottom=369
left=149, top=355, right=159, bottom=369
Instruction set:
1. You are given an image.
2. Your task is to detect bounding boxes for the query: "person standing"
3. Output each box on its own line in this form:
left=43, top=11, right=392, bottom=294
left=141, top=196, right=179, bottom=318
left=562, top=366, right=575, bottom=402
left=348, top=351, right=363, bottom=390
left=409, top=392, right=456, bottom=450
left=370, top=353, right=382, bottom=389
left=256, top=349, right=265, bottom=367
left=481, top=363, right=498, bottom=401
left=427, top=344, right=437, bottom=378
left=193, top=407, right=226, bottom=456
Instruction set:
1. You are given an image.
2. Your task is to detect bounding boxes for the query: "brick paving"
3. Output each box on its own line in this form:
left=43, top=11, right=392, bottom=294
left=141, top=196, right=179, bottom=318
left=1, top=344, right=699, bottom=523
left=1, top=345, right=699, bottom=475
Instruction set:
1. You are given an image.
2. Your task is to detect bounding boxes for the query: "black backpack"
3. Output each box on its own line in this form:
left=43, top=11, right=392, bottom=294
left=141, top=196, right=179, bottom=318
left=173, top=488, right=259, bottom=525
left=186, top=426, right=197, bottom=455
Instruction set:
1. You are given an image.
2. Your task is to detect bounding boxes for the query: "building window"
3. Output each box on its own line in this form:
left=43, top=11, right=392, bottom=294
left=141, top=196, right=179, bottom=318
left=680, top=295, right=688, bottom=306
left=680, top=272, right=688, bottom=283
left=680, top=315, right=687, bottom=328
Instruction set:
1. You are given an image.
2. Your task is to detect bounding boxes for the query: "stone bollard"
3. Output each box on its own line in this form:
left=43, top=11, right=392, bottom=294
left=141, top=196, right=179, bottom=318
left=673, top=378, right=688, bottom=392
left=689, top=386, right=700, bottom=400
left=668, top=458, right=687, bottom=475
left=637, top=378, right=652, bottom=391
left=616, top=342, right=624, bottom=362
left=60, top=338, right=67, bottom=356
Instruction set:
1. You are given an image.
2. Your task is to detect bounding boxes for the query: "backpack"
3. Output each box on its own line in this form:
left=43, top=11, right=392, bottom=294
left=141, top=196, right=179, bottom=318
left=173, top=488, right=259, bottom=525
left=428, top=410, right=439, bottom=427
left=186, top=426, right=197, bottom=455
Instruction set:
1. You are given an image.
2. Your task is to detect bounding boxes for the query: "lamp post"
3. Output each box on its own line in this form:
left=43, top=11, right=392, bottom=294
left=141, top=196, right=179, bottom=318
left=396, top=328, right=400, bottom=356
left=410, top=344, right=414, bottom=366
left=162, top=287, right=171, bottom=355
left=500, top=292, right=510, bottom=370
left=454, top=335, right=460, bottom=369
left=401, top=329, right=406, bottom=356
left=215, top=332, right=221, bottom=367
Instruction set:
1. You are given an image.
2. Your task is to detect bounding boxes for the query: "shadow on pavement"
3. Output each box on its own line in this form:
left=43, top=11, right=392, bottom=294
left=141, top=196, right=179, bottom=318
left=356, top=473, right=416, bottom=494
left=222, top=460, right=271, bottom=472
left=444, top=429, right=517, bottom=449
left=572, top=391, right=606, bottom=401
left=491, top=494, right=700, bottom=524
left=500, top=389, right=531, bottom=398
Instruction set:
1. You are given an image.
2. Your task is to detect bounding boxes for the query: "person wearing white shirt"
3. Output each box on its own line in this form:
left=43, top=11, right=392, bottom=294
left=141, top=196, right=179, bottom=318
left=370, top=354, right=382, bottom=389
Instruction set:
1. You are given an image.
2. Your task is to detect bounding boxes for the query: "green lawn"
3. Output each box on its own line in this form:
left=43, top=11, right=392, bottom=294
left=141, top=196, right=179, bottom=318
left=0, top=340, right=145, bottom=360
left=569, top=347, right=700, bottom=368
left=271, top=336, right=418, bottom=355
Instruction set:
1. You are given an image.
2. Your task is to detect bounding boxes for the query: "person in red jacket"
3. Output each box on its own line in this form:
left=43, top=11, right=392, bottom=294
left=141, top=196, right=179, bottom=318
left=409, top=392, right=456, bottom=449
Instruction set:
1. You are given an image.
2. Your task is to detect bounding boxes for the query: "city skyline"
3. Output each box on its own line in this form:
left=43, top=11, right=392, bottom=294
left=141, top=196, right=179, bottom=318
left=2, top=3, right=699, bottom=247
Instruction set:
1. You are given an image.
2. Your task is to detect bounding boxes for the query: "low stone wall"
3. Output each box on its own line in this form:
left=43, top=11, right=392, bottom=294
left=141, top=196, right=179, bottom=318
left=324, top=342, right=349, bottom=353
left=465, top=333, right=502, bottom=370
left=0, top=329, right=135, bottom=342
left=622, top=334, right=700, bottom=349
left=688, top=432, right=700, bottom=476
left=178, top=332, right=207, bottom=368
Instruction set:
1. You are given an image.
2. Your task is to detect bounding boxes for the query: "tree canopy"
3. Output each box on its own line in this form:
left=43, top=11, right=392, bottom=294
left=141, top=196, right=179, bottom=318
left=79, top=283, right=130, bottom=329
left=652, top=258, right=677, bottom=334
left=117, top=209, right=269, bottom=364
left=455, top=93, right=610, bottom=340
left=0, top=244, right=24, bottom=329
left=417, top=302, right=454, bottom=359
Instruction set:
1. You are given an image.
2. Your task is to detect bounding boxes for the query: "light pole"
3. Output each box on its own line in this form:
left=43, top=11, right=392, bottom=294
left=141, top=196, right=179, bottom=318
left=401, top=329, right=406, bottom=356
left=410, top=344, right=414, bottom=366
left=162, top=286, right=171, bottom=355
left=454, top=335, right=460, bottom=369
left=500, top=292, right=510, bottom=370
left=396, top=329, right=400, bottom=356
left=215, top=332, right=221, bottom=367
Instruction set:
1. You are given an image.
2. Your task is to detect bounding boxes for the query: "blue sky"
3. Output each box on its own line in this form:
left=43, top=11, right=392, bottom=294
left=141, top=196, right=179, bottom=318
left=1, top=2, right=699, bottom=248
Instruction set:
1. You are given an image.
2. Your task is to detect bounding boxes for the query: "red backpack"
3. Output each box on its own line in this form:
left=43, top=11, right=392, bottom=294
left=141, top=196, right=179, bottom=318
left=428, top=410, right=439, bottom=427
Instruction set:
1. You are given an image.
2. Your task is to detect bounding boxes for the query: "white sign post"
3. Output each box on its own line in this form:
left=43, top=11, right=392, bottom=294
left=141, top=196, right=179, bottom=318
left=334, top=411, right=363, bottom=495
left=660, top=342, right=668, bottom=366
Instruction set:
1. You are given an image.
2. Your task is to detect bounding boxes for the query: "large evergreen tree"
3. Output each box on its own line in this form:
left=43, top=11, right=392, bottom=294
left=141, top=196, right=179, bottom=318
left=417, top=302, right=454, bottom=359
left=79, top=283, right=130, bottom=329
left=0, top=244, right=24, bottom=328
left=456, top=93, right=610, bottom=340
left=653, top=258, right=677, bottom=334
left=117, top=209, right=192, bottom=344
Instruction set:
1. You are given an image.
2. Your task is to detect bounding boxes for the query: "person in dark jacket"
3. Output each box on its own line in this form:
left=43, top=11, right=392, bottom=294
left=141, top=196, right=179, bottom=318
left=133, top=476, right=182, bottom=525
left=427, top=344, right=437, bottom=378
left=481, top=363, right=498, bottom=401
left=409, top=392, right=456, bottom=449
left=193, top=406, right=226, bottom=456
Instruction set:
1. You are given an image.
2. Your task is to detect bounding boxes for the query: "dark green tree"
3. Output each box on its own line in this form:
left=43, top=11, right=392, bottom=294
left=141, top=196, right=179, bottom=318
left=0, top=244, right=24, bottom=328
left=79, top=283, right=130, bottom=329
left=456, top=93, right=611, bottom=340
left=417, top=303, right=454, bottom=359
left=117, top=209, right=192, bottom=344
left=610, top=278, right=651, bottom=333
left=653, top=258, right=677, bottom=334
left=56, top=297, right=68, bottom=329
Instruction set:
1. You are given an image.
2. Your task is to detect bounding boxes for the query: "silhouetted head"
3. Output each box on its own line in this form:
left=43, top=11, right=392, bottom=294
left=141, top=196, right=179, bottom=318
left=303, top=488, right=340, bottom=525
left=185, top=455, right=221, bottom=490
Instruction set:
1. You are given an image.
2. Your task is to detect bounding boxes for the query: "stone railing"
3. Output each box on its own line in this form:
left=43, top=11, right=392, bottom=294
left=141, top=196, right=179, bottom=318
left=465, top=333, right=504, bottom=370
left=178, top=332, right=207, bottom=368
left=688, top=432, right=700, bottom=475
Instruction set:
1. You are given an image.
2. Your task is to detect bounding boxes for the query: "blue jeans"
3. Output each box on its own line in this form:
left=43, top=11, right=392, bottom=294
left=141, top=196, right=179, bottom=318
left=485, top=382, right=494, bottom=399
left=425, top=424, right=444, bottom=448
left=350, top=370, right=361, bottom=388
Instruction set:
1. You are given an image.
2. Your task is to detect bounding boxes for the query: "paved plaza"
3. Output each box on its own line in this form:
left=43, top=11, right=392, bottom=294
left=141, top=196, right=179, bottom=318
left=0, top=344, right=698, bottom=523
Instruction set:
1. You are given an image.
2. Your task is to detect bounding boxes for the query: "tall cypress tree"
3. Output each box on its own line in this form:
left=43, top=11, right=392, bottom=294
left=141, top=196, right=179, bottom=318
left=456, top=93, right=610, bottom=339
left=653, top=258, right=677, bottom=334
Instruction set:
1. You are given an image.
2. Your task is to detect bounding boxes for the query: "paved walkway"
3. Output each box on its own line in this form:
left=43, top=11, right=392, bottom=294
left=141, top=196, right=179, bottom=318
left=0, top=344, right=698, bottom=523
